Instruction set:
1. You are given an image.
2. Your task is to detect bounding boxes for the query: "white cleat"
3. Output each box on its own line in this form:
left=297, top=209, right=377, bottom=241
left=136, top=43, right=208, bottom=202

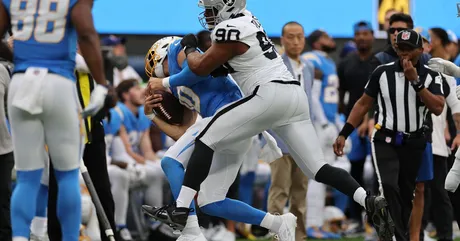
left=275, top=213, right=297, bottom=241
left=177, top=232, right=208, bottom=241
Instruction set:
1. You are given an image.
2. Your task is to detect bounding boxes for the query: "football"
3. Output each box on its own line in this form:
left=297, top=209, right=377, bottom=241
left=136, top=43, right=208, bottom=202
left=152, top=90, right=185, bottom=125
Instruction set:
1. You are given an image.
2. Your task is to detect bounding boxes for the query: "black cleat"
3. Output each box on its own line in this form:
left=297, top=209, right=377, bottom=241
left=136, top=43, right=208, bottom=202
left=141, top=203, right=191, bottom=231
left=365, top=195, right=395, bottom=241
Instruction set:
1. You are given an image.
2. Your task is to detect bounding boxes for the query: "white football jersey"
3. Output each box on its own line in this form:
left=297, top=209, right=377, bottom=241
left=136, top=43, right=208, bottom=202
left=211, top=12, right=294, bottom=96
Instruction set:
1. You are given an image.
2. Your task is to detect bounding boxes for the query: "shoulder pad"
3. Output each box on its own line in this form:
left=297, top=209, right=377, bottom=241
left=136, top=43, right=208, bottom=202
left=212, top=17, right=257, bottom=43
left=302, top=53, right=321, bottom=66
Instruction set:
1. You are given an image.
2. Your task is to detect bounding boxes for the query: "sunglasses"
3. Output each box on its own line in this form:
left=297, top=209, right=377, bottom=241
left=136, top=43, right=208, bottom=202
left=388, top=27, right=408, bottom=34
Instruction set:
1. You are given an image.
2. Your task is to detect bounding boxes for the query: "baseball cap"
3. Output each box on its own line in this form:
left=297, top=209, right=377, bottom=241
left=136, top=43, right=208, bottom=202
left=447, top=29, right=458, bottom=43
left=353, top=21, right=373, bottom=33
left=395, top=29, right=422, bottom=49
left=414, top=27, right=430, bottom=43
left=101, top=35, right=126, bottom=46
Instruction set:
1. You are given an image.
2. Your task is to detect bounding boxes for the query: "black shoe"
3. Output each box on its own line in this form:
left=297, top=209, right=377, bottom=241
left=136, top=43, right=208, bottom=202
left=365, top=195, right=395, bottom=241
left=141, top=203, right=191, bottom=231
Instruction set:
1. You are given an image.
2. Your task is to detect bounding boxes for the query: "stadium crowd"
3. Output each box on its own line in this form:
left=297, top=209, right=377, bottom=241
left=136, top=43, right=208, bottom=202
left=3, top=6, right=460, bottom=241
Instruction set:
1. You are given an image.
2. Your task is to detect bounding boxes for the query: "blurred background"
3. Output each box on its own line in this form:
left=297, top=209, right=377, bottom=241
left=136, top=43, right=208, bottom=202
left=94, top=0, right=460, bottom=80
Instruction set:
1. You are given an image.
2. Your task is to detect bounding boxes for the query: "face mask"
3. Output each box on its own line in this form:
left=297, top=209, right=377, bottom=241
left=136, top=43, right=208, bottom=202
left=110, top=55, right=129, bottom=70
left=321, top=45, right=336, bottom=53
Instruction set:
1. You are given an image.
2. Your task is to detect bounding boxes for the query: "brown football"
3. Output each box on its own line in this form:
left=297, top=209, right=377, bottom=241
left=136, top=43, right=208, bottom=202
left=152, top=90, right=185, bottom=125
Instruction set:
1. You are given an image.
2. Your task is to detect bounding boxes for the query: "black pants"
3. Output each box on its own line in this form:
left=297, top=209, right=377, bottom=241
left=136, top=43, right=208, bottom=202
left=47, top=123, right=119, bottom=241
left=430, top=155, right=453, bottom=241
left=372, top=133, right=425, bottom=241
left=0, top=152, right=14, bottom=241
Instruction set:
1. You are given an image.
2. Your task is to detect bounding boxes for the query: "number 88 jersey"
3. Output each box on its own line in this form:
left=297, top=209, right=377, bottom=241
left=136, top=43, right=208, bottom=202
left=211, top=11, right=294, bottom=96
left=3, top=0, right=78, bottom=81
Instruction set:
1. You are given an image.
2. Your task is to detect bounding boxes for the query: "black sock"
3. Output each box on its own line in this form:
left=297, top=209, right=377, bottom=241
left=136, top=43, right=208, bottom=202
left=315, top=164, right=361, bottom=197
left=182, top=140, right=214, bottom=191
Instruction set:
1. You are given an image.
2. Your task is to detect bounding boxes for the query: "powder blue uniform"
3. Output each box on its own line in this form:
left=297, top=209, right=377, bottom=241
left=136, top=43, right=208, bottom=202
left=167, top=39, right=242, bottom=118
left=4, top=0, right=78, bottom=81
left=112, top=103, right=151, bottom=155
left=4, top=0, right=82, bottom=239
left=302, top=50, right=339, bottom=123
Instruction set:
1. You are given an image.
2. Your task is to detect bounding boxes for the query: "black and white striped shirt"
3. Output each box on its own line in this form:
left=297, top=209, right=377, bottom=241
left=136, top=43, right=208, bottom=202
left=364, top=60, right=444, bottom=133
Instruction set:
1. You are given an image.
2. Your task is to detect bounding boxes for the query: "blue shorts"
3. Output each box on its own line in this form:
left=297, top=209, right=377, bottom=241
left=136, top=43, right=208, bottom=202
left=347, top=129, right=371, bottom=161
left=416, top=142, right=433, bottom=182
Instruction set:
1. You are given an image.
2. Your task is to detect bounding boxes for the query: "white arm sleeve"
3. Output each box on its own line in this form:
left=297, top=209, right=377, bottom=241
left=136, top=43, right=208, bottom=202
left=311, top=80, right=329, bottom=126
left=446, top=75, right=460, bottom=114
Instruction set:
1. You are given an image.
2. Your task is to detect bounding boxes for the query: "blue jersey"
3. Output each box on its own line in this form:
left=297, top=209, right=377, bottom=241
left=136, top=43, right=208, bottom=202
left=167, top=39, right=242, bottom=118
left=3, top=0, right=78, bottom=81
left=302, top=50, right=339, bottom=123
left=112, top=103, right=151, bottom=152
left=103, top=109, right=123, bottom=136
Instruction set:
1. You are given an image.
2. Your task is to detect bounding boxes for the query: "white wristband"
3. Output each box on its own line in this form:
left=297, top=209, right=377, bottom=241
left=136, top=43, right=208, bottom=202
left=162, top=77, right=170, bottom=88
left=146, top=113, right=156, bottom=120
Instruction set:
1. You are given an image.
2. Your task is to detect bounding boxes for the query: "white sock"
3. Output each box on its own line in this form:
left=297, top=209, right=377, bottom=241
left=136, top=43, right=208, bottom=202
left=182, top=215, right=201, bottom=236
left=30, top=216, right=47, bottom=237
left=353, top=187, right=367, bottom=208
left=260, top=213, right=282, bottom=232
left=176, top=186, right=197, bottom=208
left=13, top=237, right=28, bottom=241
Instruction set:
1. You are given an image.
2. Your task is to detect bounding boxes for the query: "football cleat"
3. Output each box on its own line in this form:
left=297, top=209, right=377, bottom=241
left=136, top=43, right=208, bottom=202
left=142, top=203, right=191, bottom=231
left=365, top=195, right=395, bottom=241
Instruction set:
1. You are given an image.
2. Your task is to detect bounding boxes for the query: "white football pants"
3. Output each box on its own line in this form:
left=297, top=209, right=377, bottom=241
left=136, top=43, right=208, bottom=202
left=198, top=82, right=327, bottom=179
left=8, top=72, right=82, bottom=171
left=108, top=137, right=164, bottom=226
left=163, top=116, right=252, bottom=207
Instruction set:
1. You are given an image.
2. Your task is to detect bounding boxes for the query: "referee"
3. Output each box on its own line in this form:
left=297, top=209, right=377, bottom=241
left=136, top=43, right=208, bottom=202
left=47, top=52, right=119, bottom=241
left=334, top=29, right=445, bottom=241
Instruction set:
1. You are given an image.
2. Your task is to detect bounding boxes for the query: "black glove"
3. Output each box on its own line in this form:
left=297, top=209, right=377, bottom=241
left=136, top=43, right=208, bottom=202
left=180, top=34, right=199, bottom=56
left=210, top=65, right=229, bottom=77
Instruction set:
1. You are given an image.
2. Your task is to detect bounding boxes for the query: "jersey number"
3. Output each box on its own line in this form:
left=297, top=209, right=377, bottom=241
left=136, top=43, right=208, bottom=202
left=10, top=0, right=70, bottom=43
left=323, top=74, right=339, bottom=104
left=177, top=86, right=201, bottom=113
left=215, top=28, right=241, bottom=42
left=256, top=32, right=277, bottom=60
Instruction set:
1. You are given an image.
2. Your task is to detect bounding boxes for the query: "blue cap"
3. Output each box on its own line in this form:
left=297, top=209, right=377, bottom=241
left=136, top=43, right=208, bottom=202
left=414, top=27, right=430, bottom=43
left=101, top=35, right=126, bottom=46
left=353, top=21, right=373, bottom=33
left=447, top=29, right=458, bottom=43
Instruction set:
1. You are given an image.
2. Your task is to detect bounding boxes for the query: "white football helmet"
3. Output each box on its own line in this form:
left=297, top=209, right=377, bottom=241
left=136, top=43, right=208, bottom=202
left=145, top=36, right=181, bottom=78
left=198, top=0, right=246, bottom=30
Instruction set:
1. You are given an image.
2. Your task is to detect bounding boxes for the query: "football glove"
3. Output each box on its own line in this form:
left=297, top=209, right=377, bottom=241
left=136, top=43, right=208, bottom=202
left=428, top=58, right=460, bottom=77
left=81, top=84, right=108, bottom=118
left=180, top=34, right=199, bottom=56
left=321, top=123, right=339, bottom=147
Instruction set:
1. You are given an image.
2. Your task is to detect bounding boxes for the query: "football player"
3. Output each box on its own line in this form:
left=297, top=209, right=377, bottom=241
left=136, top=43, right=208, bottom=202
left=1, top=0, right=109, bottom=240
left=104, top=79, right=164, bottom=240
left=429, top=58, right=460, bottom=192
left=148, top=1, right=395, bottom=241
left=143, top=36, right=294, bottom=241
left=301, top=30, right=344, bottom=236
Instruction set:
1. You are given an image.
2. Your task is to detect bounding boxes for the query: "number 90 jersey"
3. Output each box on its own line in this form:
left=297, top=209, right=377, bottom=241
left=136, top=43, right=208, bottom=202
left=3, top=0, right=78, bottom=81
left=211, top=11, right=294, bottom=96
